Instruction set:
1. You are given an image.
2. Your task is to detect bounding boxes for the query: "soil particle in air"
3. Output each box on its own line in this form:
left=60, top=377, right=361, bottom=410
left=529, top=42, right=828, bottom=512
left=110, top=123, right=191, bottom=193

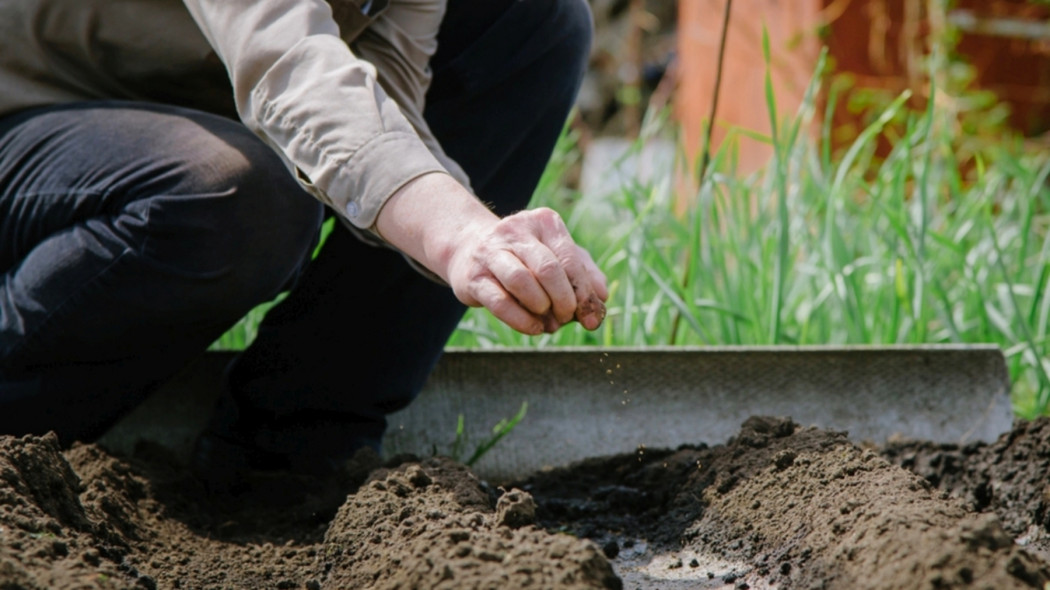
left=1, top=416, right=1049, bottom=589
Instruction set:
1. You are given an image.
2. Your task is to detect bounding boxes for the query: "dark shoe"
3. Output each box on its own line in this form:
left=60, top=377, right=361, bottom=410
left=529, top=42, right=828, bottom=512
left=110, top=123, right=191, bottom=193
left=189, top=424, right=382, bottom=496
left=191, top=356, right=385, bottom=497
left=189, top=428, right=289, bottom=496
left=188, top=358, right=293, bottom=495
left=190, top=434, right=384, bottom=524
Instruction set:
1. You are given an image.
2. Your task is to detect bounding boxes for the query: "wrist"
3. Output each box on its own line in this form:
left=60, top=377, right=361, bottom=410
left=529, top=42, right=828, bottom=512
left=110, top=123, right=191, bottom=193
left=375, top=172, right=497, bottom=282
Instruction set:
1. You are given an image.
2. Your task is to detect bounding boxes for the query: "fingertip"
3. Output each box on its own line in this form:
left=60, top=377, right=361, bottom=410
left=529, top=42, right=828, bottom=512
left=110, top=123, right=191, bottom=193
left=581, top=313, right=603, bottom=331
left=527, top=319, right=546, bottom=336
left=575, top=293, right=607, bottom=329
left=539, top=312, right=562, bottom=334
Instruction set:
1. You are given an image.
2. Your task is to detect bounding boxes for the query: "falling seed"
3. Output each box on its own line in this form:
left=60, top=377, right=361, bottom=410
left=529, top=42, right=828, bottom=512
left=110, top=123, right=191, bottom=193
left=616, top=363, right=621, bottom=369
left=606, top=369, right=613, bottom=375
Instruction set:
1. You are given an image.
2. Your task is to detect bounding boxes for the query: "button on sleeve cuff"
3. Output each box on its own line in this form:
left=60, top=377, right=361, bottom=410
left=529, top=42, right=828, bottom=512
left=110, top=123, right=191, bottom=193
left=330, top=130, right=447, bottom=231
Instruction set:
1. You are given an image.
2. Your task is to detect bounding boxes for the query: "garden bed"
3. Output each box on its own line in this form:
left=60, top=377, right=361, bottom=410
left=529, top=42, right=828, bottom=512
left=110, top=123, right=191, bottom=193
left=1, top=416, right=1049, bottom=589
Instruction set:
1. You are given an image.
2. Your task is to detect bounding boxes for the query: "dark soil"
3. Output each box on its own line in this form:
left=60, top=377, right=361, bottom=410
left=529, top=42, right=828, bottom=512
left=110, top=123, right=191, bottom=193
left=520, top=416, right=1050, bottom=589
left=1, top=416, right=1049, bottom=589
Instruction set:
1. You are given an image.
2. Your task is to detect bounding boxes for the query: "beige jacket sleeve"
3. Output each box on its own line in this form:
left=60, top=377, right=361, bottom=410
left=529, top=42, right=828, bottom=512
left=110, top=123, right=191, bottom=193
left=180, top=0, right=469, bottom=236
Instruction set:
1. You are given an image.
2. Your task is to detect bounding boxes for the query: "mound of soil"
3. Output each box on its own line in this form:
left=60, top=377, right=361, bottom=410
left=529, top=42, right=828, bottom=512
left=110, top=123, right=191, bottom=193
left=1, top=416, right=1049, bottom=589
left=520, top=416, right=1050, bottom=589
left=882, top=418, right=1050, bottom=563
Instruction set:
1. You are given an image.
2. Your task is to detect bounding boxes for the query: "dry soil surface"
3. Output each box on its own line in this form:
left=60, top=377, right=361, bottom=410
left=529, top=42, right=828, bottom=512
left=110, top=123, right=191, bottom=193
left=1, top=416, right=1049, bottom=589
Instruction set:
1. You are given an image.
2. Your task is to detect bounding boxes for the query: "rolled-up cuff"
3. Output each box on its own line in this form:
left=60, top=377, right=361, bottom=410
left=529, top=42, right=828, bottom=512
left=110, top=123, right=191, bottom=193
left=328, top=131, right=452, bottom=284
left=329, top=130, right=446, bottom=231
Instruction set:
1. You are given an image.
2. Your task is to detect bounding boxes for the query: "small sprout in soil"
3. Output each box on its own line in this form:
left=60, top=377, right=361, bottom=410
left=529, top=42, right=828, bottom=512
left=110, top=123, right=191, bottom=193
left=444, top=401, right=529, bottom=467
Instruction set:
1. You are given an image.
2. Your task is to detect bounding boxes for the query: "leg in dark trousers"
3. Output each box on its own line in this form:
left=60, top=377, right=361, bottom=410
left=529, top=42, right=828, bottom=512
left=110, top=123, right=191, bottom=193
left=215, top=0, right=594, bottom=470
left=0, top=102, right=324, bottom=444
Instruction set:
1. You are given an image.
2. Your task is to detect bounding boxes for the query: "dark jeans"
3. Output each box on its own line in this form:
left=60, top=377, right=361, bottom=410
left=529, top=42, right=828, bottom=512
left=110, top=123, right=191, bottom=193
left=0, top=0, right=593, bottom=462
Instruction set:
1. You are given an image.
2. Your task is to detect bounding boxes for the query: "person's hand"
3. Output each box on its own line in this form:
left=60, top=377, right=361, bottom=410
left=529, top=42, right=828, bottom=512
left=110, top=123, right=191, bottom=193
left=375, top=173, right=607, bottom=335
left=445, top=207, right=608, bottom=334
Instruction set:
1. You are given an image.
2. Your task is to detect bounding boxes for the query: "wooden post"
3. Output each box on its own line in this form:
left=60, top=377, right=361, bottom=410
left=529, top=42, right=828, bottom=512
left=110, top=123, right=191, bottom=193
left=676, top=0, right=822, bottom=194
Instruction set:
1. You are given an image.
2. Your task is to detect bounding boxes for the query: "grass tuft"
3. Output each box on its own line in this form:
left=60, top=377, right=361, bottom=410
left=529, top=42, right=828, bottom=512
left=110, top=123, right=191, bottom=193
left=448, top=76, right=1050, bottom=418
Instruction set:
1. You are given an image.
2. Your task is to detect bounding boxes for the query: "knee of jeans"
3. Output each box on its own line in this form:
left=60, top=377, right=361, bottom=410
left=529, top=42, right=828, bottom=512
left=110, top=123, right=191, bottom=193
left=136, top=141, right=324, bottom=315
left=225, top=167, right=324, bottom=307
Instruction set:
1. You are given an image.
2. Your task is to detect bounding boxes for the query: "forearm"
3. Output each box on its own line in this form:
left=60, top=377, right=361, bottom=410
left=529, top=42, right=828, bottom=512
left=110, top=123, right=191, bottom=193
left=375, top=172, right=493, bottom=284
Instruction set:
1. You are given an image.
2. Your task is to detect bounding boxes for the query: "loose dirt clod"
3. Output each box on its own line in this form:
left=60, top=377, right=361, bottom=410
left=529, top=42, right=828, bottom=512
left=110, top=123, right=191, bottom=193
left=0, top=417, right=1049, bottom=589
